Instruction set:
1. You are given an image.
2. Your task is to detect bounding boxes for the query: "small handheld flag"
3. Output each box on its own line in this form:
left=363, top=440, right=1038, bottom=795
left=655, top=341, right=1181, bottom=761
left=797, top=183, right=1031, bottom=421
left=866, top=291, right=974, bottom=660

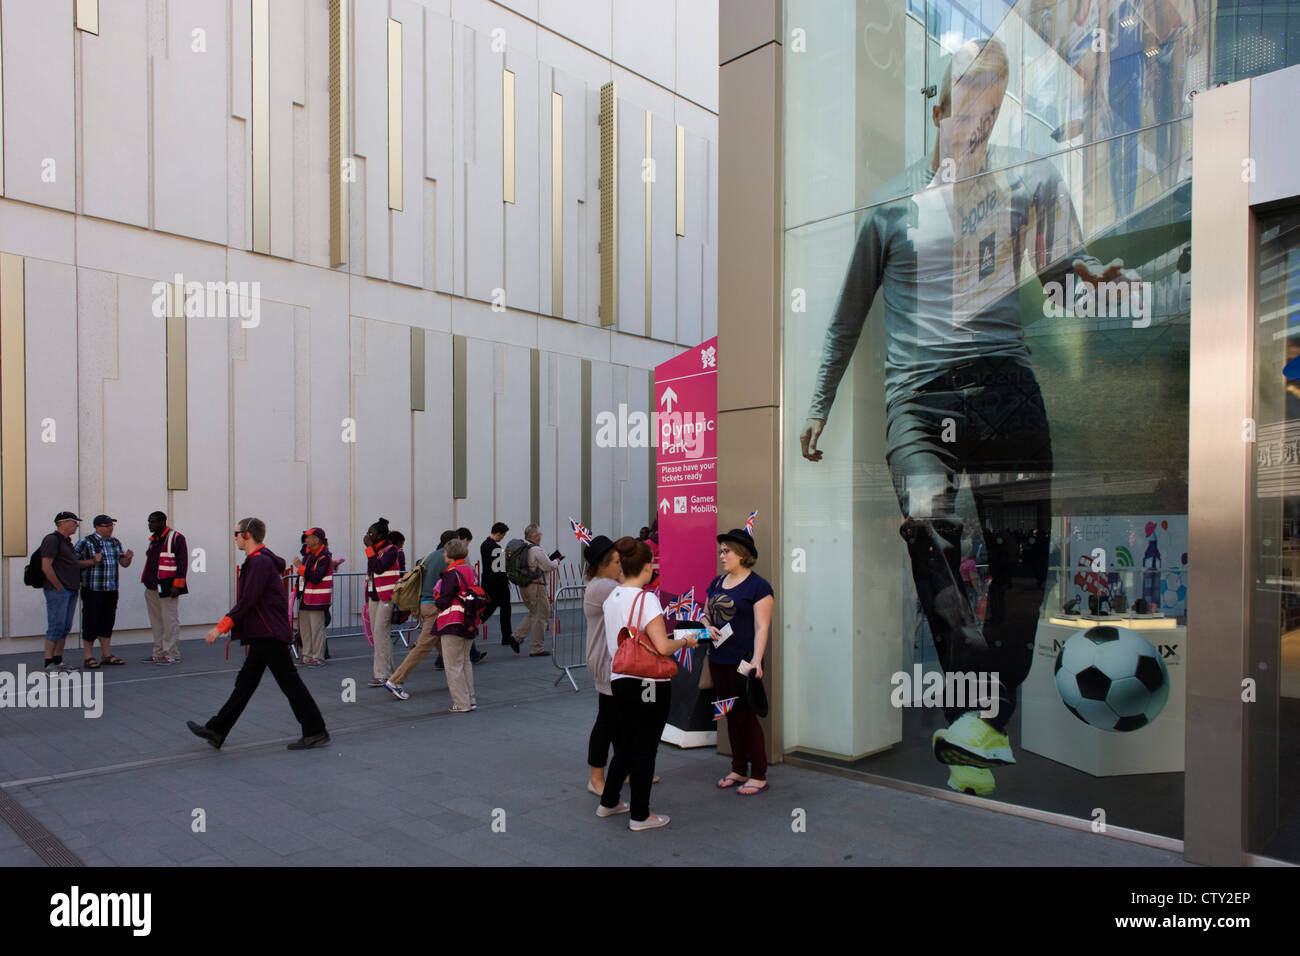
left=712, top=697, right=738, bottom=721
left=568, top=516, right=593, bottom=546
left=745, top=511, right=757, bottom=535
left=673, top=644, right=693, bottom=672
left=664, top=587, right=695, bottom=620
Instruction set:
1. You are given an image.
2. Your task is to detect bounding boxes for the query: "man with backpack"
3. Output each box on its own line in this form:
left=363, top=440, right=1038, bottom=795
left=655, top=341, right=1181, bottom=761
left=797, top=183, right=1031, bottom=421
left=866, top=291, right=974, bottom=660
left=30, top=512, right=102, bottom=672
left=384, top=529, right=454, bottom=697
left=509, top=524, right=561, bottom=656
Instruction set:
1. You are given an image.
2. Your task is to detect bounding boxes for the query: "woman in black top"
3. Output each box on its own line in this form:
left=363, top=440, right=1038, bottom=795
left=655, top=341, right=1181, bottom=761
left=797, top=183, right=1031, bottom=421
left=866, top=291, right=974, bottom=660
left=705, top=528, right=774, bottom=796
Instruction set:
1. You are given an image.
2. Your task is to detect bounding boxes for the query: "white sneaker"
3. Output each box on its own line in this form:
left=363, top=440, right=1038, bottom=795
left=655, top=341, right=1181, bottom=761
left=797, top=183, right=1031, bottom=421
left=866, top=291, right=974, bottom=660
left=384, top=680, right=409, bottom=701
left=629, top=813, right=670, bottom=831
left=596, top=802, right=629, bottom=818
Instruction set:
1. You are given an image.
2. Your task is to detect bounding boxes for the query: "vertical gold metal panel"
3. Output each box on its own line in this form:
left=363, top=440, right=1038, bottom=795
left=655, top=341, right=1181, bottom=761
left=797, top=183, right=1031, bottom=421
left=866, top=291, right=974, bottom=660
left=452, top=334, right=466, bottom=498
left=251, top=0, right=271, bottom=253
left=410, top=327, right=425, bottom=411
left=644, top=111, right=652, bottom=336
left=1186, top=79, right=1255, bottom=866
left=551, top=92, right=563, bottom=316
left=598, top=82, right=617, bottom=327
left=75, top=0, right=99, bottom=35
left=0, top=255, right=26, bottom=556
left=0, top=10, right=5, bottom=197
left=388, top=19, right=403, bottom=211
left=165, top=282, right=188, bottom=491
left=648, top=377, right=656, bottom=522
left=580, top=359, right=591, bottom=530
left=328, top=0, right=348, bottom=266
left=502, top=70, right=516, bottom=204
left=530, top=349, right=540, bottom=523
left=675, top=124, right=685, bottom=237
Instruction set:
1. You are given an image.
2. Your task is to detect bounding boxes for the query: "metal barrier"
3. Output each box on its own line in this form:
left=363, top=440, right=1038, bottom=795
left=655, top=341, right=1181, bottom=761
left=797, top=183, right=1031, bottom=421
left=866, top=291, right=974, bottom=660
left=549, top=584, right=587, bottom=692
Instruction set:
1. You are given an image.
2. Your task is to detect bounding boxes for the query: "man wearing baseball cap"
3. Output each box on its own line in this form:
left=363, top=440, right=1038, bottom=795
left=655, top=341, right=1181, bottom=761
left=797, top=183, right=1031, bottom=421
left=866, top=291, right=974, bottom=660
left=39, top=512, right=102, bottom=672
left=74, top=516, right=134, bottom=668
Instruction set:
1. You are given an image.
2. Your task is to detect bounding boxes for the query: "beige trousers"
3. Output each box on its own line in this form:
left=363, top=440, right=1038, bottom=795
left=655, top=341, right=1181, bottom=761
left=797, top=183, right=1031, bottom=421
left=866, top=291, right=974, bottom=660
left=514, top=581, right=550, bottom=653
left=145, top=590, right=181, bottom=659
left=441, top=633, right=476, bottom=711
left=370, top=599, right=394, bottom=680
left=390, top=604, right=439, bottom=686
left=299, top=608, right=327, bottom=661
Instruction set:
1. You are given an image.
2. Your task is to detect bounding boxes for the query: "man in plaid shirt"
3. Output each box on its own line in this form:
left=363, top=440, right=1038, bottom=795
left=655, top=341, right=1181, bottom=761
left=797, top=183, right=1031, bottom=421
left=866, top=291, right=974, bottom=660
left=75, top=515, right=134, bottom=668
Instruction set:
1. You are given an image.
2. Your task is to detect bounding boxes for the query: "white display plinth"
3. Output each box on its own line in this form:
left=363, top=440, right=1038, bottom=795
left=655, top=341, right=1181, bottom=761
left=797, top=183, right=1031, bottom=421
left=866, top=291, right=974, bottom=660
left=1020, top=619, right=1185, bottom=776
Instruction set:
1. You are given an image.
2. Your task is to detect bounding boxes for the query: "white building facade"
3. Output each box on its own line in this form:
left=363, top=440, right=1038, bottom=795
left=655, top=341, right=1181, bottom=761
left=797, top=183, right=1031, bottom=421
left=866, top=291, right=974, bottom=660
left=0, top=0, right=718, bottom=642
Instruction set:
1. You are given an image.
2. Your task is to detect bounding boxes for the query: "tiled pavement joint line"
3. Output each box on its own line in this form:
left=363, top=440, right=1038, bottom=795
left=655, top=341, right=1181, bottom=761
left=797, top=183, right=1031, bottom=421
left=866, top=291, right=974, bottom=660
left=0, top=688, right=570, bottom=792
left=0, top=785, right=84, bottom=867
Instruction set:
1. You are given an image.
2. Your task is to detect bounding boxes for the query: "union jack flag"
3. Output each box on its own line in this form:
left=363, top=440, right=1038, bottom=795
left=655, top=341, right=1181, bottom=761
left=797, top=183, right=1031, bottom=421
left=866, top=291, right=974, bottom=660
left=712, top=697, right=738, bottom=721
left=568, top=516, right=593, bottom=546
left=664, top=587, right=695, bottom=620
left=673, top=644, right=693, bottom=672
left=745, top=511, right=757, bottom=535
left=689, top=601, right=707, bottom=623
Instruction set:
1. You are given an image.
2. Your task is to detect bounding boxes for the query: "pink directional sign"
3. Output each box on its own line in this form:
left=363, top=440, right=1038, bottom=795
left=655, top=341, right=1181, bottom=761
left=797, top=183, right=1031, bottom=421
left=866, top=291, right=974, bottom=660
left=654, top=336, right=718, bottom=610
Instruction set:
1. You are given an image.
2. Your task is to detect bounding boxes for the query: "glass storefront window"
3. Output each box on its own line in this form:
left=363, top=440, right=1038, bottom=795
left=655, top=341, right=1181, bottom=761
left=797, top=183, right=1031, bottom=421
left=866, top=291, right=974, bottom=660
left=1249, top=205, right=1300, bottom=864
left=782, top=0, right=1209, bottom=838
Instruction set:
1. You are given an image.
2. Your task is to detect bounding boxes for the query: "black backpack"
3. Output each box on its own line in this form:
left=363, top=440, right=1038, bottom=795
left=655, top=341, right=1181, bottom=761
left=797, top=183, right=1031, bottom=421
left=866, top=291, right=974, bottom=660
left=24, top=547, right=46, bottom=588
left=505, top=539, right=541, bottom=586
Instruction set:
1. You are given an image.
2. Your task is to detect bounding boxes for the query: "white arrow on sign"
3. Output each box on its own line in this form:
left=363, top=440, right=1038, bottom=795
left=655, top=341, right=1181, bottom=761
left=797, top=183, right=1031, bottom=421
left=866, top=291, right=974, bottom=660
left=658, top=498, right=671, bottom=514
left=659, top=386, right=678, bottom=413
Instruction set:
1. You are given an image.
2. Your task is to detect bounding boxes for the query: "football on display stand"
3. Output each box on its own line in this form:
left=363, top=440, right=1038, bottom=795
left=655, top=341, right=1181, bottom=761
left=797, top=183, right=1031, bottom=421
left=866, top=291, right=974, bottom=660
left=1053, top=625, right=1170, bottom=732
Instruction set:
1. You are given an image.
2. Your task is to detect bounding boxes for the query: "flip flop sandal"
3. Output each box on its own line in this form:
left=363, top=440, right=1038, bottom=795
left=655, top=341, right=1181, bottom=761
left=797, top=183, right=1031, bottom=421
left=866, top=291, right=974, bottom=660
left=101, top=656, right=126, bottom=665
left=737, top=782, right=769, bottom=796
left=82, top=658, right=101, bottom=669
left=717, top=775, right=745, bottom=789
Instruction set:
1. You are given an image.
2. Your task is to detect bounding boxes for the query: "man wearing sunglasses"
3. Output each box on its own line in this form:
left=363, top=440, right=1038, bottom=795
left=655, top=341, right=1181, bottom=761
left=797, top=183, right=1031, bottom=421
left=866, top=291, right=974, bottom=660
left=186, top=517, right=329, bottom=750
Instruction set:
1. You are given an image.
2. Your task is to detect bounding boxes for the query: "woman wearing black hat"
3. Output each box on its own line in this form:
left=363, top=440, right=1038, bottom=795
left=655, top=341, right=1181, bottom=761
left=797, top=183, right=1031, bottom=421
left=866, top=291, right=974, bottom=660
left=705, top=528, right=774, bottom=795
left=582, top=535, right=621, bottom=796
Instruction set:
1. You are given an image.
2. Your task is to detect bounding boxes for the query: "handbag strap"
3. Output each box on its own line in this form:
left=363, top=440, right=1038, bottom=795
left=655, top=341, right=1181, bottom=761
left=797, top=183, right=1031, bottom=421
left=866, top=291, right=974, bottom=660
left=625, top=588, right=648, bottom=632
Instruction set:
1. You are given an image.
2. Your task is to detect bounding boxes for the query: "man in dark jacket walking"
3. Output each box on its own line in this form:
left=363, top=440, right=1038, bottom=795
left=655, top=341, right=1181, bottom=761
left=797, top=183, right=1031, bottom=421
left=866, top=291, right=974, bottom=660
left=186, top=517, right=329, bottom=750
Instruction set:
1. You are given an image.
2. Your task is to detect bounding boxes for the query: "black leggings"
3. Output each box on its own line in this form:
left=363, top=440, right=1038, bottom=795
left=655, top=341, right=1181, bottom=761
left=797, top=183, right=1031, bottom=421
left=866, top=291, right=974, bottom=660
left=601, top=677, right=671, bottom=821
left=587, top=691, right=617, bottom=768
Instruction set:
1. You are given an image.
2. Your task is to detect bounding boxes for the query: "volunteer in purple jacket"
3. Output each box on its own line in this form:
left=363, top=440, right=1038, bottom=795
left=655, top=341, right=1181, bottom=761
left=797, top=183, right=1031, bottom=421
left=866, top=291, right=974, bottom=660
left=186, top=517, right=330, bottom=750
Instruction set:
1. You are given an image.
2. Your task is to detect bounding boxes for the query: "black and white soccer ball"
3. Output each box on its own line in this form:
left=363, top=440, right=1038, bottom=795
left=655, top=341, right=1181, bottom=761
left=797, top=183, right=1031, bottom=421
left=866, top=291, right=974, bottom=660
left=1053, top=625, right=1170, bottom=732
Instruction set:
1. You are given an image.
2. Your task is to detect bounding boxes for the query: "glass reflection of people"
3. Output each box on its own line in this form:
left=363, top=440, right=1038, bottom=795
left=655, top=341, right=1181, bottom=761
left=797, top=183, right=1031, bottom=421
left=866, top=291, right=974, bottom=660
left=798, top=37, right=1138, bottom=797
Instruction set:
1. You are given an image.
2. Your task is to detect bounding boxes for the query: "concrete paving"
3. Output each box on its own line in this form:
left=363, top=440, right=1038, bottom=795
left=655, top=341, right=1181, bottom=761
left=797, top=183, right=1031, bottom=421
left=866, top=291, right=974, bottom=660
left=0, top=636, right=1192, bottom=866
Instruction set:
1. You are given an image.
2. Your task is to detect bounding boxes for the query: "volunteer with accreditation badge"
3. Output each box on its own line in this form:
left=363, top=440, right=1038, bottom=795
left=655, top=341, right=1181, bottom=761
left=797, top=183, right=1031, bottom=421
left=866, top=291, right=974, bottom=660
left=141, top=511, right=189, bottom=664
left=705, top=528, right=774, bottom=796
left=293, top=527, right=333, bottom=667
left=364, top=518, right=401, bottom=687
left=75, top=515, right=134, bottom=668
left=186, top=517, right=329, bottom=750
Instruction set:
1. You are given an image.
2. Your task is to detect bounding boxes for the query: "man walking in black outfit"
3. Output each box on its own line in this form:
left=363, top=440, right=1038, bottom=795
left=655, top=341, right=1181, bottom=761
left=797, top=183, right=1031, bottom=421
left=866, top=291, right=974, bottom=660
left=187, top=517, right=329, bottom=750
left=479, top=522, right=515, bottom=652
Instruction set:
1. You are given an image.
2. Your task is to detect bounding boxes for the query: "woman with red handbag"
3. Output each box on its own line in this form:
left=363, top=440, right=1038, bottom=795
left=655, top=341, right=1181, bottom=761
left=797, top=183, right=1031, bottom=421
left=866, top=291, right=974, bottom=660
left=597, top=537, right=700, bottom=830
